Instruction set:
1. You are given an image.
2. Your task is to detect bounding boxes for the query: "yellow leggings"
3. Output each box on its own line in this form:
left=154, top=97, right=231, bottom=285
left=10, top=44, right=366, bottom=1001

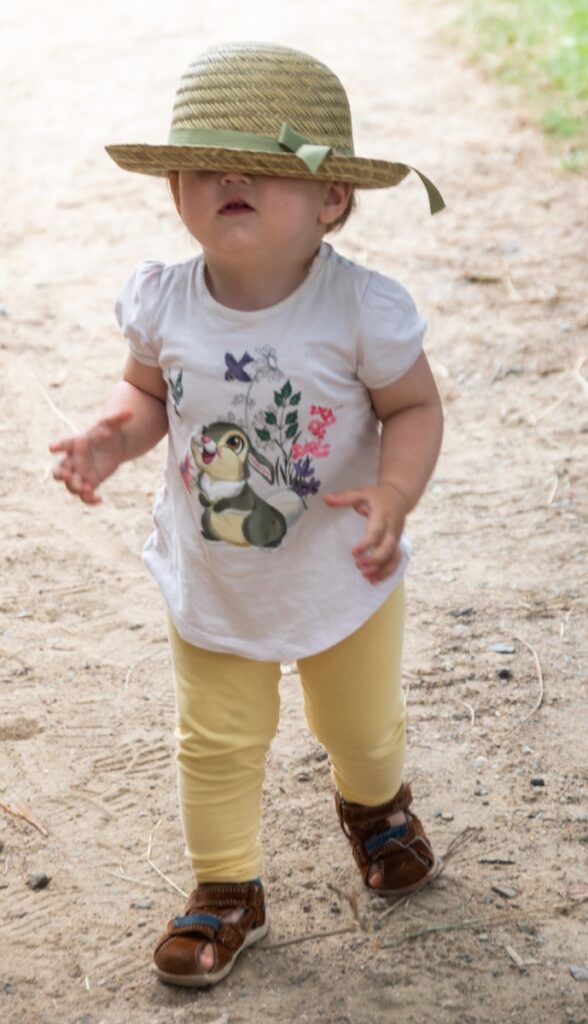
left=168, top=582, right=406, bottom=882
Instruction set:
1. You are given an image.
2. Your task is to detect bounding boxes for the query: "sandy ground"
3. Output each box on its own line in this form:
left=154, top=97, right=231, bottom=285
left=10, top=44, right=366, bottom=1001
left=1, top=1, right=587, bottom=1022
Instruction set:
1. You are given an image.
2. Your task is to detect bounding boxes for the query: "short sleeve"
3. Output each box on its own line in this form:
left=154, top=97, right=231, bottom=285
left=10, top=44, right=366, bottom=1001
left=114, top=261, right=164, bottom=367
left=356, top=271, right=426, bottom=389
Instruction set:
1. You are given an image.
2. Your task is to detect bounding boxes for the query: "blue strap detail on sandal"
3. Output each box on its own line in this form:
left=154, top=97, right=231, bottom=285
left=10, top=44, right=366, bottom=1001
left=172, top=912, right=221, bottom=930
left=364, top=823, right=409, bottom=855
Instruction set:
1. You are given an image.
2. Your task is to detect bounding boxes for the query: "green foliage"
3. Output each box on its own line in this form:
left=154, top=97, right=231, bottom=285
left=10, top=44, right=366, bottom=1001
left=453, top=0, right=588, bottom=169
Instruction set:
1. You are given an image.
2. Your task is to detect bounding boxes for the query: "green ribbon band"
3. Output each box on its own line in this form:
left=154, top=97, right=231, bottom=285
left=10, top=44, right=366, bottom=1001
left=166, top=123, right=445, bottom=214
left=168, top=122, right=334, bottom=173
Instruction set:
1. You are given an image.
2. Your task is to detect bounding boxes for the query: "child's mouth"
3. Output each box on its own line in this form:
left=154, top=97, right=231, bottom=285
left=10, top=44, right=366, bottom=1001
left=219, top=200, right=254, bottom=215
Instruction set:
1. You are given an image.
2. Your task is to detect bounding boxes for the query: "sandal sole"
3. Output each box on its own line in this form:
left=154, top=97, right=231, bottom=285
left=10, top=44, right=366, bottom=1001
left=365, top=855, right=443, bottom=898
left=154, top=919, right=269, bottom=988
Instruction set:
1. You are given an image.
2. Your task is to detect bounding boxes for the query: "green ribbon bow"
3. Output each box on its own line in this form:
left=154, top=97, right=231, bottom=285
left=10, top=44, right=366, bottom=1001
left=277, top=122, right=332, bottom=173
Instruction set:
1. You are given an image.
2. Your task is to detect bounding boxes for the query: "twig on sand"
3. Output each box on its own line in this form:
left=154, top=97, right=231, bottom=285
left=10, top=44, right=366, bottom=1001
left=263, top=925, right=357, bottom=950
left=124, top=645, right=168, bottom=692
left=442, top=825, right=483, bottom=864
left=502, top=636, right=544, bottom=736
left=327, top=881, right=369, bottom=931
left=572, top=354, right=588, bottom=395
left=33, top=371, right=78, bottom=433
left=457, top=699, right=476, bottom=726
left=146, top=819, right=188, bottom=898
left=100, top=867, right=169, bottom=890
left=0, top=800, right=48, bottom=837
left=380, top=915, right=492, bottom=948
left=377, top=895, right=412, bottom=920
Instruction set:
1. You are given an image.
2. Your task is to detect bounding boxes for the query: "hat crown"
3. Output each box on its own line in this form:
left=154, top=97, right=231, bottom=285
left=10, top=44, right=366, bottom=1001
left=171, top=42, right=355, bottom=156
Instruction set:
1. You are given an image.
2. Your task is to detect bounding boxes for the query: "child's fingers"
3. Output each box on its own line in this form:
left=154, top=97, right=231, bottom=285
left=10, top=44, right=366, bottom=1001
left=355, top=528, right=396, bottom=568
left=351, top=510, right=386, bottom=557
left=49, top=437, right=76, bottom=455
left=324, top=489, right=368, bottom=512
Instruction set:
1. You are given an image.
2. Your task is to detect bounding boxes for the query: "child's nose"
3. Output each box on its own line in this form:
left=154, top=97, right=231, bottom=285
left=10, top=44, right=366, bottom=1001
left=219, top=170, right=252, bottom=185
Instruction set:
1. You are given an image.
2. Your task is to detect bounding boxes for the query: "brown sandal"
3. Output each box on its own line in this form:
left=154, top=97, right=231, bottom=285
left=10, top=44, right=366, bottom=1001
left=335, top=782, right=442, bottom=896
left=153, top=879, right=268, bottom=987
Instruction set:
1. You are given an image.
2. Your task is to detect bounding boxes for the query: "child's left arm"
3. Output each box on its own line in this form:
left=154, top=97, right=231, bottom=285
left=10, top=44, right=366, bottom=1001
left=324, top=352, right=443, bottom=584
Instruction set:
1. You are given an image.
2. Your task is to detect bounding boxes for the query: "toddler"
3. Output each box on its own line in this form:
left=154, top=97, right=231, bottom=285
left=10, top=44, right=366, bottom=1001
left=51, top=41, right=445, bottom=988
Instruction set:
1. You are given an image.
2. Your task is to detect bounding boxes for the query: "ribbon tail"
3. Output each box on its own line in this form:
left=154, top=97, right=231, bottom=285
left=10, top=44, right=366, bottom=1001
left=406, top=166, right=446, bottom=215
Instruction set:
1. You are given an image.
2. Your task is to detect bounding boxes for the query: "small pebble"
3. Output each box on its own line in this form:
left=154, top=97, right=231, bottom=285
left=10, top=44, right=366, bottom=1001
left=475, top=787, right=489, bottom=797
left=489, top=643, right=516, bottom=655
left=492, top=884, right=517, bottom=899
left=569, top=965, right=588, bottom=982
left=27, top=873, right=50, bottom=891
left=497, top=668, right=512, bottom=680
left=131, top=899, right=154, bottom=910
left=441, top=812, right=454, bottom=822
left=531, top=777, right=545, bottom=787
left=296, top=771, right=312, bottom=783
left=522, top=746, right=534, bottom=755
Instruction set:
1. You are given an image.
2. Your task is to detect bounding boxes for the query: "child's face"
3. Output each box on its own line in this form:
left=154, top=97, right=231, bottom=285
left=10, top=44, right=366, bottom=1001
left=168, top=170, right=351, bottom=263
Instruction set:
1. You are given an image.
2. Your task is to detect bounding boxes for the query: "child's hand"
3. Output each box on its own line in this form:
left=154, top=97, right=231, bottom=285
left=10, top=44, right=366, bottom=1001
left=49, top=410, right=133, bottom=505
left=324, top=483, right=408, bottom=584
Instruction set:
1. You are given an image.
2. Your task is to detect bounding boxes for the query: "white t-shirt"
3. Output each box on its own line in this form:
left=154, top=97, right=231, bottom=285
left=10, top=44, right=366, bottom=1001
left=115, top=242, right=426, bottom=661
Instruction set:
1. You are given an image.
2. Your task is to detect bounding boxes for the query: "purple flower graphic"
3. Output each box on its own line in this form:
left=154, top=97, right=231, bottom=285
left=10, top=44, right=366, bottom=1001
left=290, top=456, right=321, bottom=500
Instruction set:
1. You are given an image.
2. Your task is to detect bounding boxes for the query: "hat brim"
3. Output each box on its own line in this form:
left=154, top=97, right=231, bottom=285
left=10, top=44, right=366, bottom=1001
left=105, top=143, right=411, bottom=189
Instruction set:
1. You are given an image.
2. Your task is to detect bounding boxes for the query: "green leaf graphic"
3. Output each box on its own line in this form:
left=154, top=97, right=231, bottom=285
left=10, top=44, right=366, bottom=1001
left=265, top=411, right=277, bottom=425
left=256, top=428, right=271, bottom=442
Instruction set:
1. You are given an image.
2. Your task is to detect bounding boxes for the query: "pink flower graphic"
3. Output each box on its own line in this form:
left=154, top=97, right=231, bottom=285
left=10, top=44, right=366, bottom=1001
left=308, top=419, right=327, bottom=439
left=292, top=440, right=331, bottom=461
left=310, top=405, right=336, bottom=425
left=179, top=454, right=193, bottom=491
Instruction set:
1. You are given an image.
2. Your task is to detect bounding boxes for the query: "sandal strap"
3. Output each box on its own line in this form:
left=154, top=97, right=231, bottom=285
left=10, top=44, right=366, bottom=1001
left=165, top=879, right=265, bottom=946
left=335, top=782, right=413, bottom=836
left=334, top=782, right=437, bottom=891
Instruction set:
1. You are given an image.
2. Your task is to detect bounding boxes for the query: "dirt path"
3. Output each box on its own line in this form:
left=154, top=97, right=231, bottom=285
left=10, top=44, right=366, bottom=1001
left=1, top=1, right=587, bottom=1022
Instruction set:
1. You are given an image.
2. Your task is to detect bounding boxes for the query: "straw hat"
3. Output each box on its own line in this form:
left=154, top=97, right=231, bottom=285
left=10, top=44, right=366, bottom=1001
left=106, top=42, right=444, bottom=214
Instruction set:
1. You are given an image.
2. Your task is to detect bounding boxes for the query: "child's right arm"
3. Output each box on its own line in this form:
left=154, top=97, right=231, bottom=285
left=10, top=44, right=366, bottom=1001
left=50, top=356, right=168, bottom=505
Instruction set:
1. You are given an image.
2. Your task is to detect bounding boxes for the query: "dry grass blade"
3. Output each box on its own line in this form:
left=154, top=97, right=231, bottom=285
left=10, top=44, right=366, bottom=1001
left=380, top=915, right=493, bottom=947
left=0, top=800, right=48, bottom=837
left=263, top=925, right=357, bottom=950
left=442, top=825, right=483, bottom=864
left=146, top=819, right=188, bottom=898
left=500, top=635, right=544, bottom=735
left=33, top=371, right=78, bottom=432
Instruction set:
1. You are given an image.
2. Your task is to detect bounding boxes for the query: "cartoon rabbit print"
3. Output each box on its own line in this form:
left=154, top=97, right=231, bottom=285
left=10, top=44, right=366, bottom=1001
left=191, top=422, right=289, bottom=548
